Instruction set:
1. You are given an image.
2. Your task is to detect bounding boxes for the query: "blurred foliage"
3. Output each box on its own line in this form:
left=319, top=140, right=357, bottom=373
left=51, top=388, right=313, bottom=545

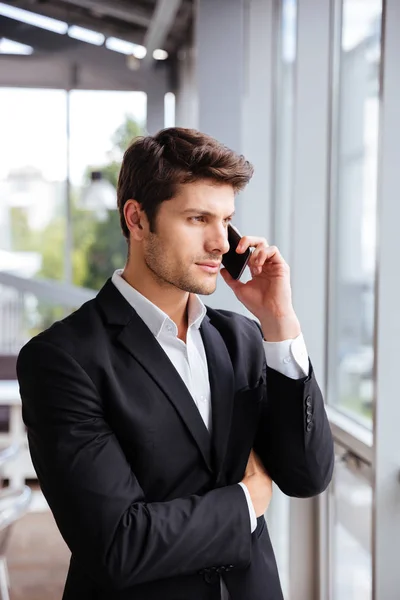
left=10, top=207, right=39, bottom=251
left=112, top=116, right=142, bottom=155
left=81, top=209, right=127, bottom=291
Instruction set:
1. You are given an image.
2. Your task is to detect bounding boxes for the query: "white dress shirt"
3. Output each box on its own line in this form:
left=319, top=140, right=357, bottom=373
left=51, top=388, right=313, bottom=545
left=111, top=269, right=309, bottom=599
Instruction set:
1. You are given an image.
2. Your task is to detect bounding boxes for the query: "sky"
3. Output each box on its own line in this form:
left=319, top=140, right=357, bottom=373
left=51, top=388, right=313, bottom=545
left=0, top=88, right=147, bottom=185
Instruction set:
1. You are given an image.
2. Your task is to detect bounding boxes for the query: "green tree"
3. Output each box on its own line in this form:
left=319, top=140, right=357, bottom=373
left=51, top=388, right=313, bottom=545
left=30, top=198, right=98, bottom=333
left=10, top=207, right=39, bottom=251
left=80, top=210, right=127, bottom=290
left=112, top=116, right=143, bottom=156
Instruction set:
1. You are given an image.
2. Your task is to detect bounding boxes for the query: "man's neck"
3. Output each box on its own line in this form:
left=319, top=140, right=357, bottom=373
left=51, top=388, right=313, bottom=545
left=121, top=266, right=190, bottom=335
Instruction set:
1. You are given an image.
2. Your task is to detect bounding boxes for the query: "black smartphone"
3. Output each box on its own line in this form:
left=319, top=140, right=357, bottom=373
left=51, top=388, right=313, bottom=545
left=222, top=224, right=251, bottom=280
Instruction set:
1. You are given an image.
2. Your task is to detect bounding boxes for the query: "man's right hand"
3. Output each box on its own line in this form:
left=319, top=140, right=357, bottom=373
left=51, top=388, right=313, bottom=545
left=241, top=449, right=273, bottom=517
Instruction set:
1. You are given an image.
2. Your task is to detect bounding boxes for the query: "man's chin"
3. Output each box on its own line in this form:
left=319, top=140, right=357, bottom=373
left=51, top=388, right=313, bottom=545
left=195, top=278, right=218, bottom=296
left=181, top=276, right=218, bottom=296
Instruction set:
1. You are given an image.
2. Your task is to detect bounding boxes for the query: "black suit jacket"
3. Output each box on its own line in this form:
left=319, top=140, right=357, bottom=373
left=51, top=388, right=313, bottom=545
left=17, top=279, right=334, bottom=600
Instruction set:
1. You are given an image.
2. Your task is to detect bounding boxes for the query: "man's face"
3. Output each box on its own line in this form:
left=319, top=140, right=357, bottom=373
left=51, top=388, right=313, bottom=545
left=142, top=180, right=234, bottom=295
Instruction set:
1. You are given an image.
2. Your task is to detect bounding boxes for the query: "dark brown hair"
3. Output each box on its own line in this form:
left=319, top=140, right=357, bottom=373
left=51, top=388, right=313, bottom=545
left=117, top=127, right=254, bottom=237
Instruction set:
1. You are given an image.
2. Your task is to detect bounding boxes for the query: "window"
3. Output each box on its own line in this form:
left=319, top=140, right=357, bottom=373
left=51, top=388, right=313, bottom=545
left=268, top=2, right=298, bottom=596
left=0, top=88, right=147, bottom=347
left=331, top=448, right=372, bottom=599
left=273, top=0, right=297, bottom=261
left=327, top=0, right=383, bottom=425
left=0, top=88, right=68, bottom=346
left=0, top=88, right=67, bottom=277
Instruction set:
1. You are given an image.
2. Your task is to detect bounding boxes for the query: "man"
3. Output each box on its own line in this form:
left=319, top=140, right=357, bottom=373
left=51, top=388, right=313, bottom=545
left=17, top=128, right=334, bottom=600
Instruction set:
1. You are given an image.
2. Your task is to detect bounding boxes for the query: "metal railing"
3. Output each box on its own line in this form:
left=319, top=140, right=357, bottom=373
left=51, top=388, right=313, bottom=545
left=0, top=271, right=96, bottom=356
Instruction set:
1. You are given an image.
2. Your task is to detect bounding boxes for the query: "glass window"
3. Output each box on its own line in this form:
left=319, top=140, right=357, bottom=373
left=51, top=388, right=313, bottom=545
left=0, top=88, right=147, bottom=351
left=327, top=0, right=383, bottom=425
left=0, top=88, right=69, bottom=349
left=0, top=88, right=67, bottom=277
left=267, top=2, right=298, bottom=597
left=273, top=0, right=297, bottom=262
left=331, top=450, right=372, bottom=599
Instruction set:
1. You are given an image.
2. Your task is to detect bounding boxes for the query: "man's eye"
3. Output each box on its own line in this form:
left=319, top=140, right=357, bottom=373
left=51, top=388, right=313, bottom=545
left=191, top=216, right=205, bottom=222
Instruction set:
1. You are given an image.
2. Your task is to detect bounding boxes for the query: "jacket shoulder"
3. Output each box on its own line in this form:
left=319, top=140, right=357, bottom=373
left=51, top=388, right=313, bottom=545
left=19, top=297, right=101, bottom=362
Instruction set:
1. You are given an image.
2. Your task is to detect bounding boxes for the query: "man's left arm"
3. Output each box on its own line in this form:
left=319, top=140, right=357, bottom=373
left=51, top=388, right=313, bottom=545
left=253, top=328, right=334, bottom=498
left=220, top=235, right=334, bottom=498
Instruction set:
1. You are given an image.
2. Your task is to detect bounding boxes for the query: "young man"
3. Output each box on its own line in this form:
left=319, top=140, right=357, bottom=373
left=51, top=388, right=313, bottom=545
left=17, top=128, right=334, bottom=600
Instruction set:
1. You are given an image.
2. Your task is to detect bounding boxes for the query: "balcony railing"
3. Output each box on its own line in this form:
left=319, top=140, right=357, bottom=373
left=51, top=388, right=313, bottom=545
left=0, top=271, right=96, bottom=357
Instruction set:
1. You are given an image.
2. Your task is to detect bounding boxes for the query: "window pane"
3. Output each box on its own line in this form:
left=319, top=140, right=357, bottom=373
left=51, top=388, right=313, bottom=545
left=332, top=453, right=372, bottom=600
left=0, top=88, right=67, bottom=272
left=0, top=88, right=68, bottom=349
left=273, top=0, right=297, bottom=260
left=327, top=0, right=383, bottom=425
left=269, top=2, right=297, bottom=595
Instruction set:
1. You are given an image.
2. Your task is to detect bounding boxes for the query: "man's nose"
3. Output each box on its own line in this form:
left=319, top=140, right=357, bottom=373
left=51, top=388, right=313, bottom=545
left=206, top=225, right=230, bottom=256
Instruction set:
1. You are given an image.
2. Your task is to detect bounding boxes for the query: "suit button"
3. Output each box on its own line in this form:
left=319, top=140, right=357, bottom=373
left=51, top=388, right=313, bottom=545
left=306, top=423, right=313, bottom=432
left=306, top=407, right=313, bottom=415
left=306, top=415, right=312, bottom=423
left=305, top=395, right=312, bottom=407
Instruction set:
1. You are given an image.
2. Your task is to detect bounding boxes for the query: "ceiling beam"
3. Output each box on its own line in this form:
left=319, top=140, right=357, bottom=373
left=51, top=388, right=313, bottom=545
left=0, top=17, right=73, bottom=52
left=0, top=0, right=152, bottom=29
left=0, top=17, right=173, bottom=93
left=141, top=0, right=182, bottom=66
left=0, top=1, right=147, bottom=45
left=57, top=0, right=153, bottom=28
left=0, top=18, right=136, bottom=73
left=0, top=53, right=151, bottom=90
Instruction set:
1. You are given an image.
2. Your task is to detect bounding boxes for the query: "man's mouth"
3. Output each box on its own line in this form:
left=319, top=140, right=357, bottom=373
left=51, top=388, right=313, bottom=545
left=196, top=262, right=221, bottom=274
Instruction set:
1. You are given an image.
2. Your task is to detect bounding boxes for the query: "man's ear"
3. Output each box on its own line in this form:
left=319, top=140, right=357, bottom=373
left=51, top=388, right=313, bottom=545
left=124, top=200, right=145, bottom=240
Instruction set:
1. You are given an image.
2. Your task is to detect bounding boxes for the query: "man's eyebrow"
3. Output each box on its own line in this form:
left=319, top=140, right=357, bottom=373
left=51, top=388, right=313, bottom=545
left=181, top=209, right=235, bottom=218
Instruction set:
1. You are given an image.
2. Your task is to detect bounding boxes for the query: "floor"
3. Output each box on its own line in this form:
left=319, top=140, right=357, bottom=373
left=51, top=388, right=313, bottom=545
left=6, top=490, right=70, bottom=600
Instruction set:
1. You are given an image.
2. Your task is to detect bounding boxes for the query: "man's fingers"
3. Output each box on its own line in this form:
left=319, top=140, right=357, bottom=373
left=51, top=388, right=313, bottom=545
left=236, top=236, right=268, bottom=253
left=250, top=245, right=269, bottom=266
left=235, top=235, right=286, bottom=265
left=220, top=267, right=246, bottom=289
left=248, top=245, right=270, bottom=276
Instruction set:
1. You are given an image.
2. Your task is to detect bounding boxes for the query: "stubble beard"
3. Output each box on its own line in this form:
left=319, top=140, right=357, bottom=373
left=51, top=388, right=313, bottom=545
left=144, top=234, right=218, bottom=296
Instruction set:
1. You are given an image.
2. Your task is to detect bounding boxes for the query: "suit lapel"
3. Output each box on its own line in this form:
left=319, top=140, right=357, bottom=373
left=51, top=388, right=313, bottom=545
left=200, top=314, right=235, bottom=484
left=96, top=280, right=213, bottom=473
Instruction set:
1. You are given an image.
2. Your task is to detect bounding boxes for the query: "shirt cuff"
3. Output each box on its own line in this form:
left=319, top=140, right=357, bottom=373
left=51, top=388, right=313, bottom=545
left=263, top=333, right=309, bottom=379
left=238, top=482, right=257, bottom=533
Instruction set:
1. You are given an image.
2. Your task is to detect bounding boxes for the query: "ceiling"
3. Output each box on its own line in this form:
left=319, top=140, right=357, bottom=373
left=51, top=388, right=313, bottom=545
left=0, top=0, right=194, bottom=64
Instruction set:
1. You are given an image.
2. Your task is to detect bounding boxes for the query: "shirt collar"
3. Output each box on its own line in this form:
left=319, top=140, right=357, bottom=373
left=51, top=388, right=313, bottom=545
left=111, top=269, right=207, bottom=339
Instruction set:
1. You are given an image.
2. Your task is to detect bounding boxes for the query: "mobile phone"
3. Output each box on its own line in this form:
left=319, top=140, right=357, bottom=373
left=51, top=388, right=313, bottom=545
left=222, top=224, right=251, bottom=280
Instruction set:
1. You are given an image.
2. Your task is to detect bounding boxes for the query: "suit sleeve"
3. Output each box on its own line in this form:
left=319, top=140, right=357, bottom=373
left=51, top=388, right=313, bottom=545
left=17, top=340, right=252, bottom=591
left=251, top=324, right=334, bottom=497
